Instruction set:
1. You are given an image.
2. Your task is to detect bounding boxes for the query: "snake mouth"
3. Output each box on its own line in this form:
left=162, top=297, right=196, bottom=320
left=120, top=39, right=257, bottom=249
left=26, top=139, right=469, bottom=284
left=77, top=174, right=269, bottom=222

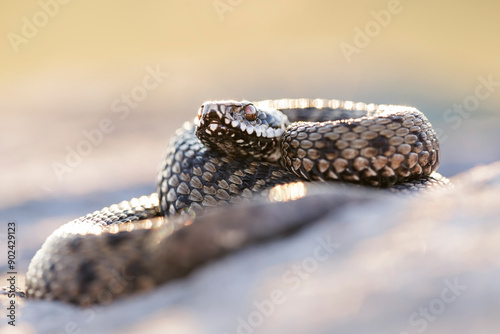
left=199, top=115, right=284, bottom=139
left=200, top=120, right=284, bottom=139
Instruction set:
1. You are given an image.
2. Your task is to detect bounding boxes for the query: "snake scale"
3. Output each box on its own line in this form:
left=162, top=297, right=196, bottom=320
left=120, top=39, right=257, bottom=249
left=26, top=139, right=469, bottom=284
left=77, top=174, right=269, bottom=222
left=24, top=98, right=450, bottom=305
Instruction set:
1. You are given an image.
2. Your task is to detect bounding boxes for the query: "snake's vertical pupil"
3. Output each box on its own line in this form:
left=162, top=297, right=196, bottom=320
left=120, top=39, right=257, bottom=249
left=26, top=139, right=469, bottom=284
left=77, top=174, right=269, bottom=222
left=244, top=105, right=257, bottom=121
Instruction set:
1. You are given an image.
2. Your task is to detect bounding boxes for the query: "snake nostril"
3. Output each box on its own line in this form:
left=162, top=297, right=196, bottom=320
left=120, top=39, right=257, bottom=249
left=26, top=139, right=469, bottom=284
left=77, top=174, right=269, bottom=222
left=206, top=109, right=221, bottom=122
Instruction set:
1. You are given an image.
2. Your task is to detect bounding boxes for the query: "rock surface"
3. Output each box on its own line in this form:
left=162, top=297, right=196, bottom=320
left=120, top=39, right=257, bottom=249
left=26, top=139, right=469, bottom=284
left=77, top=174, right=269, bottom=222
left=2, top=162, right=500, bottom=334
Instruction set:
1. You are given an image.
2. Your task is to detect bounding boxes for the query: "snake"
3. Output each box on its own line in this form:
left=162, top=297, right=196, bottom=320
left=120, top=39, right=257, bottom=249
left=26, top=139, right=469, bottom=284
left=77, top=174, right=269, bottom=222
left=23, top=98, right=450, bottom=305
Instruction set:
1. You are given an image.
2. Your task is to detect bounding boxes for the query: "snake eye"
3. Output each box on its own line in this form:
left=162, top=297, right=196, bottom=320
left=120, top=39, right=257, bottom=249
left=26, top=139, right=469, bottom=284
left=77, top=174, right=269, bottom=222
left=244, top=104, right=257, bottom=121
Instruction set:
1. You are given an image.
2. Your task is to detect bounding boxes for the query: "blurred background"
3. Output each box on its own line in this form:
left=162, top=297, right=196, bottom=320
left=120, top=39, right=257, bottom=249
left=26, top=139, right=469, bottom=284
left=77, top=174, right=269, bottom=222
left=1, top=0, right=499, bottom=273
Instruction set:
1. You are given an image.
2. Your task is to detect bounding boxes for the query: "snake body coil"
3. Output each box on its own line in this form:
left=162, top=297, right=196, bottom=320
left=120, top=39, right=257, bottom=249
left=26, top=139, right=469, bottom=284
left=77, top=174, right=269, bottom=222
left=25, top=99, right=447, bottom=305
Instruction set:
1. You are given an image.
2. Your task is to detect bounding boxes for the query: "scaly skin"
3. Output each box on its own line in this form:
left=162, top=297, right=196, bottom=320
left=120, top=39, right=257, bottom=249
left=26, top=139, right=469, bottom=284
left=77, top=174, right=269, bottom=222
left=24, top=98, right=450, bottom=305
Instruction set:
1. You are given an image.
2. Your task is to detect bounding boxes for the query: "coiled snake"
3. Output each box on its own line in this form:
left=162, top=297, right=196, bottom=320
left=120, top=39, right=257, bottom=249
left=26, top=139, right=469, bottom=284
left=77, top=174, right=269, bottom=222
left=24, top=99, right=449, bottom=305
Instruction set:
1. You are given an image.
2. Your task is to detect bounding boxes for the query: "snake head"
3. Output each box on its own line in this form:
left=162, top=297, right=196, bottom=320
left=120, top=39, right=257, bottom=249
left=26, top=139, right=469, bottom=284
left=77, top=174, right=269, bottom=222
left=195, top=100, right=288, bottom=161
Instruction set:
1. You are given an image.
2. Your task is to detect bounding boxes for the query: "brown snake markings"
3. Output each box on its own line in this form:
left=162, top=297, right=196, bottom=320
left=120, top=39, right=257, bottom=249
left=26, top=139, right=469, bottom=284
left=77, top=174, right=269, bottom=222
left=24, top=98, right=449, bottom=305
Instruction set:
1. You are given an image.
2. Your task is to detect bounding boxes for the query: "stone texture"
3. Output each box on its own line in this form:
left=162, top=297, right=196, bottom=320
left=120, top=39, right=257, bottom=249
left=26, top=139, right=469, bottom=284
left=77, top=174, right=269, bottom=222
left=3, top=162, right=500, bottom=334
